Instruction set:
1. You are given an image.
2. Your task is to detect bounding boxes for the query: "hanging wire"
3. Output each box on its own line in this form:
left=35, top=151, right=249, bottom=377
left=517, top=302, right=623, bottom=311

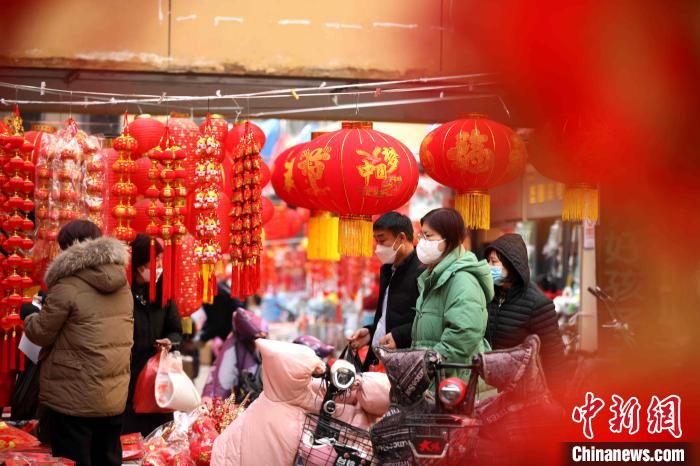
left=0, top=73, right=511, bottom=118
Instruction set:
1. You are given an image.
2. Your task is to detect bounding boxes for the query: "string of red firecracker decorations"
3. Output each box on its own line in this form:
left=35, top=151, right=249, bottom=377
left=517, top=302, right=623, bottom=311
left=229, top=122, right=263, bottom=298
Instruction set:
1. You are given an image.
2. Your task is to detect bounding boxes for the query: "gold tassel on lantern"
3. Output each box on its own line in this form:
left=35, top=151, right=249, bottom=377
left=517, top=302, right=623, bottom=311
left=562, top=184, right=599, bottom=222
left=455, top=190, right=490, bottom=230
left=339, top=215, right=373, bottom=257
left=308, top=211, right=340, bottom=261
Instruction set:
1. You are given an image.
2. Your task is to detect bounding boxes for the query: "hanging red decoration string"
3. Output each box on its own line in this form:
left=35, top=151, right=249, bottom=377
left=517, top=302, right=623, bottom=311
left=193, top=114, right=225, bottom=305
left=228, top=122, right=264, bottom=298
left=0, top=106, right=35, bottom=372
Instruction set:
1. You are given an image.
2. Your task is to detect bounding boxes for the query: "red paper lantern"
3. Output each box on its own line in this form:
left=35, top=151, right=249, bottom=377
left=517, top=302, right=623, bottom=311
left=270, top=134, right=340, bottom=261
left=168, top=115, right=199, bottom=192
left=302, top=122, right=419, bottom=256
left=224, top=121, right=265, bottom=157
left=264, top=204, right=303, bottom=240
left=270, top=144, right=307, bottom=208
left=528, top=116, right=612, bottom=222
left=259, top=161, right=271, bottom=188
left=261, top=197, right=274, bottom=225
left=130, top=114, right=165, bottom=155
left=419, top=115, right=527, bottom=229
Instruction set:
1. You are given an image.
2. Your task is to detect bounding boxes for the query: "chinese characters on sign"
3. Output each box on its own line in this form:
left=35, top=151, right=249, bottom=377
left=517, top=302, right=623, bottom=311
left=572, top=392, right=682, bottom=439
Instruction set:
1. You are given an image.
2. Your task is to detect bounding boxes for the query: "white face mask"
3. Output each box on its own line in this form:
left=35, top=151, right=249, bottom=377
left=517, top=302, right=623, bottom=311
left=140, top=266, right=164, bottom=283
left=416, top=238, right=445, bottom=265
left=375, top=237, right=402, bottom=265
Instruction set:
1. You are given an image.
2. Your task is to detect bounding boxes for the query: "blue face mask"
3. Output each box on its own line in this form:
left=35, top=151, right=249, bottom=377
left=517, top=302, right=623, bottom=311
left=490, top=266, right=506, bottom=285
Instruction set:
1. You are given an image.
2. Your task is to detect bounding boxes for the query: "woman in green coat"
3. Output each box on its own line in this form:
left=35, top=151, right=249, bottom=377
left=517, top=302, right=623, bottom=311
left=411, top=208, right=495, bottom=368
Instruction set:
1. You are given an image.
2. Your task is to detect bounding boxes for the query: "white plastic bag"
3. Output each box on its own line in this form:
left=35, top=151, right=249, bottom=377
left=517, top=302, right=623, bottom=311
left=155, top=349, right=201, bottom=412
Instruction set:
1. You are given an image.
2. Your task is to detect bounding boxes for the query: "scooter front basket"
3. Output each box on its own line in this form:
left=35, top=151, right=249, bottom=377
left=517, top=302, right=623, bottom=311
left=294, top=413, right=373, bottom=466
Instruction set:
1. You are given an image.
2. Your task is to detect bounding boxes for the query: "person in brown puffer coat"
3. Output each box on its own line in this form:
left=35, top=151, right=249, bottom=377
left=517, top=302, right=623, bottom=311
left=24, top=220, right=133, bottom=466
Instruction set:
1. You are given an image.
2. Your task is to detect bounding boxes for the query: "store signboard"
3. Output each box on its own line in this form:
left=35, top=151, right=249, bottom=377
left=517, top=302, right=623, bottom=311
left=525, top=171, right=565, bottom=219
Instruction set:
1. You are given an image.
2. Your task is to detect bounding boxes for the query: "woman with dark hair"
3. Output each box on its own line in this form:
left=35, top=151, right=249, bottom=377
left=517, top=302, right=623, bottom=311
left=485, top=234, right=566, bottom=392
left=121, top=234, right=183, bottom=436
left=411, top=208, right=494, bottom=370
left=23, top=220, right=133, bottom=466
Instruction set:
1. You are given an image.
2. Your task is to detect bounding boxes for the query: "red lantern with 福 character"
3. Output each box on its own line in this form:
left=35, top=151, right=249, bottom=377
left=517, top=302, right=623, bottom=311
left=419, top=114, right=527, bottom=230
left=301, top=122, right=419, bottom=257
left=528, top=116, right=613, bottom=223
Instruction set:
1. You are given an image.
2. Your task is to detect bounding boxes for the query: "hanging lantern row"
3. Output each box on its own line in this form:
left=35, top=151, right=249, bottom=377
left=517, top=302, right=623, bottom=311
left=419, top=114, right=528, bottom=230
left=0, top=106, right=35, bottom=373
left=228, top=122, right=264, bottom=298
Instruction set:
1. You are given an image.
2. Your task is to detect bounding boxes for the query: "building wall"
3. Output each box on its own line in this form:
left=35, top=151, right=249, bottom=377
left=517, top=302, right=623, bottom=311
left=0, top=0, right=481, bottom=79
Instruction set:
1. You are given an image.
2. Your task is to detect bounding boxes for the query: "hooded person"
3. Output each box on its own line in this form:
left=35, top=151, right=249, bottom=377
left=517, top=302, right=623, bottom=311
left=411, top=208, right=494, bottom=377
left=202, top=308, right=268, bottom=401
left=122, top=233, right=183, bottom=436
left=484, top=233, right=567, bottom=395
left=211, top=339, right=391, bottom=466
left=23, top=220, right=133, bottom=466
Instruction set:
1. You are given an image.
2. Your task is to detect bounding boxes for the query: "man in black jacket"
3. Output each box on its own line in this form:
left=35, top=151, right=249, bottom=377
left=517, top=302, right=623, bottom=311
left=484, top=233, right=567, bottom=394
left=348, top=212, right=422, bottom=368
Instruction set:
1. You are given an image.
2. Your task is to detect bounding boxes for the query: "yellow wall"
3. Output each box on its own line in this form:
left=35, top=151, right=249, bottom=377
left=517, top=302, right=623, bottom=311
left=0, top=0, right=476, bottom=79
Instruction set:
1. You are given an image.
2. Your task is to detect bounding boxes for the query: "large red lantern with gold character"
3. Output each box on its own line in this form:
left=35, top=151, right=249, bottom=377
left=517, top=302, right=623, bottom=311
left=419, top=115, right=527, bottom=230
left=271, top=134, right=340, bottom=261
left=302, top=122, right=419, bottom=257
left=528, top=116, right=611, bottom=223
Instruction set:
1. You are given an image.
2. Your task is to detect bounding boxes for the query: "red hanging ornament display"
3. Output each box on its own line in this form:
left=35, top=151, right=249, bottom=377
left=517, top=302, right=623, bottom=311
left=175, top=233, right=202, bottom=334
left=0, top=106, right=35, bottom=372
left=228, top=122, right=264, bottom=299
left=110, top=113, right=139, bottom=282
left=192, top=115, right=225, bottom=304
left=146, top=127, right=187, bottom=307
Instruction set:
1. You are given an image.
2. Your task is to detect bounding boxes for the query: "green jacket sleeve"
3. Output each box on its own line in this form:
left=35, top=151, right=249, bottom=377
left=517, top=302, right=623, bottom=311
left=24, top=282, right=73, bottom=347
left=433, top=271, right=487, bottom=363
